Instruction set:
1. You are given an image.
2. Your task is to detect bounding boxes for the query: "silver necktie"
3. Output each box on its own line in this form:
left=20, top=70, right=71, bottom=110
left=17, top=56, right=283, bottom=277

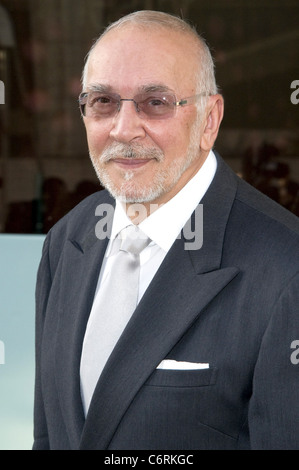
left=80, top=225, right=151, bottom=413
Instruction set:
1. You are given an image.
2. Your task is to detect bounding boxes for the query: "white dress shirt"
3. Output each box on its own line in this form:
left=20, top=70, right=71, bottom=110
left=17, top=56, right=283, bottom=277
left=94, top=150, right=217, bottom=303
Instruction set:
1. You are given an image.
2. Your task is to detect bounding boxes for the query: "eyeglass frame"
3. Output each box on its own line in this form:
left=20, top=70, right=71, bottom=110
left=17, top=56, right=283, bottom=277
left=78, top=90, right=212, bottom=120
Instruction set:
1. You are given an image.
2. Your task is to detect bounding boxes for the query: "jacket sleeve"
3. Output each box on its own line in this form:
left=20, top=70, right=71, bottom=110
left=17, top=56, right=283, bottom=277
left=32, top=233, right=52, bottom=450
left=248, top=272, right=299, bottom=449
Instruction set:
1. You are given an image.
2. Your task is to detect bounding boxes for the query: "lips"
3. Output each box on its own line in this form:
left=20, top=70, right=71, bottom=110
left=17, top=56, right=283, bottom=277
left=112, top=158, right=152, bottom=169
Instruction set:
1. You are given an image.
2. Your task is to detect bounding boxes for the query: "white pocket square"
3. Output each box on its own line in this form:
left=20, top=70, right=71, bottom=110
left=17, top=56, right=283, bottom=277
left=157, top=360, right=209, bottom=370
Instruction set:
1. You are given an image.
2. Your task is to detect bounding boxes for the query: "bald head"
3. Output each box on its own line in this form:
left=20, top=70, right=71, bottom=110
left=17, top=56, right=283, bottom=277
left=82, top=10, right=218, bottom=100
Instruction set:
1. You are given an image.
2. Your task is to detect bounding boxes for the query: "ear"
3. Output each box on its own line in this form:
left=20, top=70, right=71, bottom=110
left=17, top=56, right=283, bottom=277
left=200, top=94, right=224, bottom=151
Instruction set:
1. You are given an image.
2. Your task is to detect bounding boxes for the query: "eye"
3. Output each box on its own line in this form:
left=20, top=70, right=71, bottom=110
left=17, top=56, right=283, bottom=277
left=91, top=94, right=115, bottom=106
left=147, top=97, right=166, bottom=106
left=144, top=96, right=173, bottom=108
left=86, top=92, right=119, bottom=108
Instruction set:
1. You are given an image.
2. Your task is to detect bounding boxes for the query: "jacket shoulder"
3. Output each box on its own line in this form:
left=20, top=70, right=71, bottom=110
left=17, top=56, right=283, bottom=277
left=50, top=189, right=114, bottom=239
left=235, top=176, right=299, bottom=236
left=225, top=175, right=299, bottom=282
left=41, top=190, right=114, bottom=270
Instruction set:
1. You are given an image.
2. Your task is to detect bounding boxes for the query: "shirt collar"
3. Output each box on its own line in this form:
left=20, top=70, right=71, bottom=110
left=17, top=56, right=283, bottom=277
left=108, top=150, right=217, bottom=254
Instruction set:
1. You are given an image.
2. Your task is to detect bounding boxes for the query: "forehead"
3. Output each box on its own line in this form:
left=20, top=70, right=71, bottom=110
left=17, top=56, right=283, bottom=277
left=85, top=26, right=199, bottom=94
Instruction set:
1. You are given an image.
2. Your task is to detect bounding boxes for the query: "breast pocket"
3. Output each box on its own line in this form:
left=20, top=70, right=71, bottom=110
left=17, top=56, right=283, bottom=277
left=145, top=367, right=218, bottom=387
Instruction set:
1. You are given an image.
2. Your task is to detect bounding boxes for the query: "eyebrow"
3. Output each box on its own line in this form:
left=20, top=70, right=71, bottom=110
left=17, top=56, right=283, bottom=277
left=86, top=83, right=174, bottom=95
left=139, top=84, right=174, bottom=94
left=87, top=84, right=114, bottom=93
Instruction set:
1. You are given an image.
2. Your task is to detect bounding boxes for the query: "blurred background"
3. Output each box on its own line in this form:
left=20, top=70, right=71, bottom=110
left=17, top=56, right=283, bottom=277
left=0, top=0, right=298, bottom=450
left=0, top=0, right=298, bottom=234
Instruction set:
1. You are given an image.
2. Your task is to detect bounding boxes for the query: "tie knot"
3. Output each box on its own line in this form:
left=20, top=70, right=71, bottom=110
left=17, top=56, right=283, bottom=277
left=119, top=225, right=151, bottom=255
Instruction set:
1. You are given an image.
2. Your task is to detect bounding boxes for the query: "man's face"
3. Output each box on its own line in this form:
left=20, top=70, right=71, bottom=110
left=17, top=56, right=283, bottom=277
left=83, top=26, right=207, bottom=206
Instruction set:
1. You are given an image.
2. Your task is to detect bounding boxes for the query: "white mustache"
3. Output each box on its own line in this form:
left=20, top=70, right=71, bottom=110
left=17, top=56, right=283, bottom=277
left=100, top=142, right=164, bottom=163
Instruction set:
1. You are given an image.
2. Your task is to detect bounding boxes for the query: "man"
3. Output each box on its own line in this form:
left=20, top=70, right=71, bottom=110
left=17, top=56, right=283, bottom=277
left=33, top=11, right=299, bottom=450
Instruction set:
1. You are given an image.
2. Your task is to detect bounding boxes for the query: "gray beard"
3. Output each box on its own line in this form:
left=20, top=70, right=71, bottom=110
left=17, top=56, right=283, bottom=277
left=89, top=124, right=201, bottom=203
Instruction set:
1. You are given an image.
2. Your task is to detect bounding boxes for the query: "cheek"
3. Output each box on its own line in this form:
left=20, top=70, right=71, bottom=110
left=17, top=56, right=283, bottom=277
left=148, top=125, right=182, bottom=156
left=153, top=113, right=198, bottom=159
left=84, top=122, right=110, bottom=152
left=158, top=131, right=192, bottom=161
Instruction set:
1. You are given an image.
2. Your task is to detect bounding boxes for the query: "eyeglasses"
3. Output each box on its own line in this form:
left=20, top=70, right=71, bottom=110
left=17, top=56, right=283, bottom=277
left=78, top=90, right=210, bottom=120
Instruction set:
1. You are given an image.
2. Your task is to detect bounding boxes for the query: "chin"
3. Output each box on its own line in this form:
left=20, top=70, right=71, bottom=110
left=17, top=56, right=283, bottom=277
left=112, top=185, right=164, bottom=204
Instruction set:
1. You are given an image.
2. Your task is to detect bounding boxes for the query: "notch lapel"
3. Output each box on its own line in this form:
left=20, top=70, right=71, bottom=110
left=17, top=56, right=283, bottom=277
left=54, top=224, right=112, bottom=448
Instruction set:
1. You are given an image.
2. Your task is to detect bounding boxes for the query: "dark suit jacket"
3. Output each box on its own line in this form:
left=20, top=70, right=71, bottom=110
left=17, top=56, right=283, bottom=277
left=33, top=154, right=299, bottom=450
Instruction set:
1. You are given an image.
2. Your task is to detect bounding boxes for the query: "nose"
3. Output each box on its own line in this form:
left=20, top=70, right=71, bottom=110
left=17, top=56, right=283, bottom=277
left=109, top=100, right=146, bottom=143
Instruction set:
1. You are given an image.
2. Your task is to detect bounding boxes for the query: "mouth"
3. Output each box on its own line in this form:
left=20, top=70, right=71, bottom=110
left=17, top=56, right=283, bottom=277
left=111, top=158, right=153, bottom=170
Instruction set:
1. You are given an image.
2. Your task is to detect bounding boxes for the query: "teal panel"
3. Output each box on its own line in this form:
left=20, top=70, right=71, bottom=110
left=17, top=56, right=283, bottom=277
left=0, top=235, right=45, bottom=450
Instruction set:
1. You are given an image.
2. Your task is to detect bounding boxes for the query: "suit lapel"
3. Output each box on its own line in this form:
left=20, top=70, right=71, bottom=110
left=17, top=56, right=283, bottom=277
left=189, top=152, right=238, bottom=274
left=54, top=216, right=112, bottom=448
left=79, top=156, right=241, bottom=450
